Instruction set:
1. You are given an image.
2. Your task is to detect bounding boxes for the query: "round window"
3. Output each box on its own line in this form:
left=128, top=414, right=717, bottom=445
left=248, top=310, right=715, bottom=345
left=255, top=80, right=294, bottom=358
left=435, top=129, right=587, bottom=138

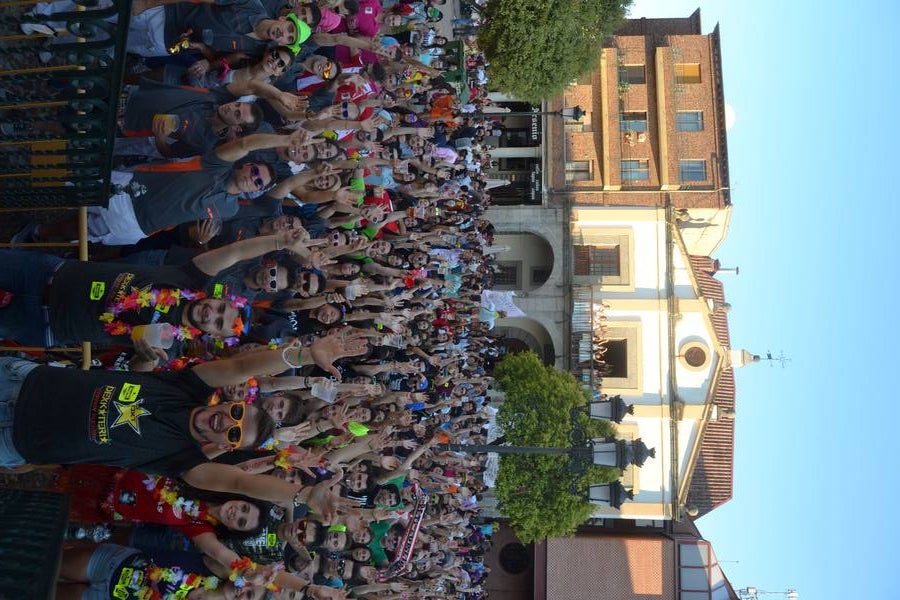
left=498, top=542, right=531, bottom=575
left=684, top=346, right=707, bottom=367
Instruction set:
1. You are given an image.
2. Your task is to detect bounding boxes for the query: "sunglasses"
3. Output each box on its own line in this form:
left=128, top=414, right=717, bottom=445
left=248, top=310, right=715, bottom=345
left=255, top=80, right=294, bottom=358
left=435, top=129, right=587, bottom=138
left=322, top=61, right=335, bottom=81
left=225, top=401, right=246, bottom=448
left=270, top=48, right=288, bottom=70
left=341, top=101, right=350, bottom=119
left=266, top=267, right=279, bottom=290
left=248, top=164, right=266, bottom=190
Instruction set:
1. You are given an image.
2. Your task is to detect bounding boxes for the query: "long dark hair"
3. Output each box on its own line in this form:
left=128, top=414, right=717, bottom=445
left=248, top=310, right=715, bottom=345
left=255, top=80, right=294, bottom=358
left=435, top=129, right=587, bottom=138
left=174, top=484, right=274, bottom=539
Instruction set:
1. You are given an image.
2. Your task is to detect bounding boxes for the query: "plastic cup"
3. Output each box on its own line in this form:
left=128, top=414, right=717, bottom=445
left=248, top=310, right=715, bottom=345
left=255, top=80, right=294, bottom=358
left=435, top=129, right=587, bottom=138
left=130, top=324, right=175, bottom=349
left=310, top=380, right=337, bottom=403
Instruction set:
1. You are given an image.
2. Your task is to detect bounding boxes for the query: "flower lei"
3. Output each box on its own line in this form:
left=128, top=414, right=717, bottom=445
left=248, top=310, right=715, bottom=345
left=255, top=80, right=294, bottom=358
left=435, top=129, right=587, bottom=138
left=211, top=296, right=249, bottom=348
left=144, top=476, right=212, bottom=523
left=99, top=287, right=206, bottom=340
left=143, top=565, right=221, bottom=600
left=229, top=557, right=281, bottom=592
left=273, top=445, right=297, bottom=469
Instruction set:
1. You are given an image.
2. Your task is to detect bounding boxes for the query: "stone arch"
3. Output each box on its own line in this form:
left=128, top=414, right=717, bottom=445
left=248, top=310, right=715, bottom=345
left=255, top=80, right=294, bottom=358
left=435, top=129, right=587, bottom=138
left=491, top=232, right=555, bottom=292
left=494, top=317, right=555, bottom=364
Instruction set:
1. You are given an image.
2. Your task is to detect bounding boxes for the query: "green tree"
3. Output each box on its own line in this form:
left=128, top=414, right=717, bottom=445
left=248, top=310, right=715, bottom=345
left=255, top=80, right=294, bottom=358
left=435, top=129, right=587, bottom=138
left=493, top=352, right=620, bottom=542
left=478, top=0, right=632, bottom=102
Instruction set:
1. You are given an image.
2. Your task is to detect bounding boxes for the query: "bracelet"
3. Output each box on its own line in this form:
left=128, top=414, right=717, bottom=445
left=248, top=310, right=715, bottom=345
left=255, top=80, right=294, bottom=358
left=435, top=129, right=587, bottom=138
left=275, top=236, right=281, bottom=251
left=303, top=376, right=311, bottom=388
left=281, top=346, right=302, bottom=368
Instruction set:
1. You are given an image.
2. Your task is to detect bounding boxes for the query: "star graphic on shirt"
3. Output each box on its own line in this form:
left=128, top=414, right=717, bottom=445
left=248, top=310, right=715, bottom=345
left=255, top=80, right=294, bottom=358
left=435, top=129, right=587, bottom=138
left=111, top=398, right=151, bottom=435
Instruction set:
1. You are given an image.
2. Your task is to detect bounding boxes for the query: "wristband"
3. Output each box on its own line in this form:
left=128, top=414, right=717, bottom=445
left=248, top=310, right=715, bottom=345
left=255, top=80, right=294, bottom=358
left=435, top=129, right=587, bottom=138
left=282, top=346, right=302, bottom=368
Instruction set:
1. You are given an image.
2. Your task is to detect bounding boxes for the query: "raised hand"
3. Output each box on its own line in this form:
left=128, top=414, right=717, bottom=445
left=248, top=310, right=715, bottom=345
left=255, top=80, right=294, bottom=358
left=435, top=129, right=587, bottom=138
left=309, top=328, right=369, bottom=380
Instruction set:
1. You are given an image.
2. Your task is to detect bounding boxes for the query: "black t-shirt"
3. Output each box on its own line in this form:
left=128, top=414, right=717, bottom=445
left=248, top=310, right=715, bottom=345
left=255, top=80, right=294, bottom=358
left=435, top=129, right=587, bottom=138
left=108, top=550, right=214, bottom=599
left=48, top=259, right=211, bottom=344
left=13, top=366, right=214, bottom=477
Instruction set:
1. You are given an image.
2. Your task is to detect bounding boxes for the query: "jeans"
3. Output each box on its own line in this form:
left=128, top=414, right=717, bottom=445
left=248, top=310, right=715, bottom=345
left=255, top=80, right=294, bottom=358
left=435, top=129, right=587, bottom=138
left=0, top=250, right=63, bottom=346
left=0, top=358, right=40, bottom=467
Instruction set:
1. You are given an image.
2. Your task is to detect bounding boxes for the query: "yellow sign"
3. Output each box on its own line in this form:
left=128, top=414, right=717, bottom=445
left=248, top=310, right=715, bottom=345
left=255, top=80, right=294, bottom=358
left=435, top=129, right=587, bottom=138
left=119, top=383, right=141, bottom=403
left=90, top=281, right=106, bottom=300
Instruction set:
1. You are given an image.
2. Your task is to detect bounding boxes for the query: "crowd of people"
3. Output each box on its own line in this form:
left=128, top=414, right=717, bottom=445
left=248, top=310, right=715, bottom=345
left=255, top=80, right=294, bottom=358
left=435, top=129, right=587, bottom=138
left=0, top=0, right=514, bottom=597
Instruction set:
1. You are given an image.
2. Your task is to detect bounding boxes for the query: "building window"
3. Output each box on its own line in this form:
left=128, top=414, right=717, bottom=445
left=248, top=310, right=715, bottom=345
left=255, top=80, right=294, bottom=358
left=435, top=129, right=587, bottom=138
left=675, top=63, right=701, bottom=84
left=494, top=261, right=522, bottom=289
left=619, top=64, right=646, bottom=84
left=602, top=339, right=628, bottom=378
left=679, top=159, right=707, bottom=181
left=499, top=543, right=531, bottom=575
left=621, top=159, right=649, bottom=181
left=684, top=346, right=707, bottom=367
left=676, top=110, right=704, bottom=132
left=678, top=542, right=729, bottom=600
left=531, top=266, right=552, bottom=287
left=574, top=245, right=620, bottom=277
left=619, top=111, right=648, bottom=132
left=566, top=160, right=592, bottom=183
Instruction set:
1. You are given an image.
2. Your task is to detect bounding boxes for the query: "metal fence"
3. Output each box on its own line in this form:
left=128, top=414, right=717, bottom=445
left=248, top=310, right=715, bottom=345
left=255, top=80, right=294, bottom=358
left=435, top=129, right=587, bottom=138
left=0, top=488, right=69, bottom=599
left=0, top=0, right=131, bottom=207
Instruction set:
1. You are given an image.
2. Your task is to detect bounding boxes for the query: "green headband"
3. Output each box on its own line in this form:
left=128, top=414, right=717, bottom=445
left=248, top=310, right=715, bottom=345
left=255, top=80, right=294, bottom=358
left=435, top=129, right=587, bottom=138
left=285, top=12, right=312, bottom=55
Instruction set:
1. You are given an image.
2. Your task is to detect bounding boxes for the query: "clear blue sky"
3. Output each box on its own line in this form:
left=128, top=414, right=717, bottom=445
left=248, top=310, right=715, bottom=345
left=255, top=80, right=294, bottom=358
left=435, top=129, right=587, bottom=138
left=627, top=1, right=900, bottom=598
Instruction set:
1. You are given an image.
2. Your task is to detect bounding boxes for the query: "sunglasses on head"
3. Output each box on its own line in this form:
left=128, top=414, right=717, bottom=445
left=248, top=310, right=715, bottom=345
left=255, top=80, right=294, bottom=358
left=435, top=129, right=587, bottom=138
left=341, top=101, right=350, bottom=119
left=248, top=164, right=266, bottom=190
left=270, top=48, right=288, bottom=70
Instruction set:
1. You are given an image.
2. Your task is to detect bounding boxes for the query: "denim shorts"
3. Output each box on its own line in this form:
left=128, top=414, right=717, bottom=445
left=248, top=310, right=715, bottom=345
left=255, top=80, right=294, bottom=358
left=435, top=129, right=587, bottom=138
left=0, top=358, right=39, bottom=467
left=83, top=544, right=142, bottom=600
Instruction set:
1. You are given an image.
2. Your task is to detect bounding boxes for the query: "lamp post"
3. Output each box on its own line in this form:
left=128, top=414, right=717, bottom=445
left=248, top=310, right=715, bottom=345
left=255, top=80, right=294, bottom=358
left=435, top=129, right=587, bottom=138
left=438, top=405, right=653, bottom=506
left=738, top=588, right=799, bottom=600
left=468, top=105, right=585, bottom=121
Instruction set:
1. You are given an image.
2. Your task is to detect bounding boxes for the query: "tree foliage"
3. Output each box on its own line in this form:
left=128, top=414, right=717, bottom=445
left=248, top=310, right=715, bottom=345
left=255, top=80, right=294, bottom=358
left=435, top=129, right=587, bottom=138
left=493, top=352, right=620, bottom=542
left=479, top=0, right=632, bottom=102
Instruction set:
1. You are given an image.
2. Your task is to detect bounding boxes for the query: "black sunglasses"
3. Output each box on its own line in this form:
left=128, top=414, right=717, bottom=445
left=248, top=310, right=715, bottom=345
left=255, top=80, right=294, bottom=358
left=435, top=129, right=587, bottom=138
left=270, top=48, right=288, bottom=70
left=249, top=164, right=266, bottom=190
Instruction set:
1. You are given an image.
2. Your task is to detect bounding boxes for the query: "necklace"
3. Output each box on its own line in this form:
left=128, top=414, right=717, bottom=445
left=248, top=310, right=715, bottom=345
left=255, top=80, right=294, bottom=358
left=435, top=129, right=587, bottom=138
left=143, top=476, right=216, bottom=523
left=99, top=286, right=206, bottom=340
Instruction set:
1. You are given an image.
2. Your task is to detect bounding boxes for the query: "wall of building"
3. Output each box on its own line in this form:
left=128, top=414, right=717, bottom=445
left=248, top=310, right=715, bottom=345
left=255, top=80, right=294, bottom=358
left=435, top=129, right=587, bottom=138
left=486, top=206, right=567, bottom=368
left=543, top=19, right=729, bottom=210
left=544, top=535, right=675, bottom=600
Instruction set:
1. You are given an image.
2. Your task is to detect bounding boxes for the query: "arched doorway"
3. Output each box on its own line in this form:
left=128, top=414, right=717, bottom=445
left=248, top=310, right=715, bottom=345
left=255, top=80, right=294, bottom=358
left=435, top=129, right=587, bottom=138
left=491, top=233, right=554, bottom=292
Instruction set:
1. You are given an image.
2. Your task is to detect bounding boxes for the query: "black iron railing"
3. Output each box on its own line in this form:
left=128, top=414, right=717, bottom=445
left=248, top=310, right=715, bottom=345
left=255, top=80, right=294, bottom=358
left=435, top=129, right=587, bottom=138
left=0, top=0, right=131, bottom=207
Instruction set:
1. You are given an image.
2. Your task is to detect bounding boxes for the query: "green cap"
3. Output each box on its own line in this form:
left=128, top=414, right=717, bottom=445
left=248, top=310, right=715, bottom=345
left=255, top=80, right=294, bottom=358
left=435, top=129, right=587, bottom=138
left=285, top=12, right=312, bottom=55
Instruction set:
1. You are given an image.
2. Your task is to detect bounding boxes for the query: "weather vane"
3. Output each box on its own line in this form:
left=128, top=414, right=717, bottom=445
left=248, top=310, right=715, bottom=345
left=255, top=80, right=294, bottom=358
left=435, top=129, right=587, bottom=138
left=764, top=350, right=791, bottom=368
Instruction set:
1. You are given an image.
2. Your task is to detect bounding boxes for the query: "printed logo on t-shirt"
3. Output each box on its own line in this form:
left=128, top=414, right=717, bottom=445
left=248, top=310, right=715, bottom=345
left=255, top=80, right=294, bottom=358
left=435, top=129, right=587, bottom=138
left=89, top=281, right=106, bottom=300
left=119, top=383, right=141, bottom=403
left=89, top=385, right=117, bottom=444
left=89, top=383, right=152, bottom=443
left=112, top=566, right=144, bottom=599
left=110, top=399, right=151, bottom=435
left=110, top=272, right=136, bottom=305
